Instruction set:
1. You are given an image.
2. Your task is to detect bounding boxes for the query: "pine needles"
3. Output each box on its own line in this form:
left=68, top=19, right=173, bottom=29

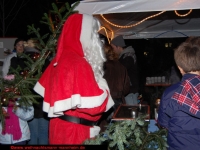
left=84, top=115, right=168, bottom=150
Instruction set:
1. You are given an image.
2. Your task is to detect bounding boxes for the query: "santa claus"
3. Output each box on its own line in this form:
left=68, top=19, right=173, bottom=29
left=33, top=13, right=114, bottom=144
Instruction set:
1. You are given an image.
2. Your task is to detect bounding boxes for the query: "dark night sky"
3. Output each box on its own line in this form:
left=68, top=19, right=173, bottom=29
left=1, top=0, right=78, bottom=39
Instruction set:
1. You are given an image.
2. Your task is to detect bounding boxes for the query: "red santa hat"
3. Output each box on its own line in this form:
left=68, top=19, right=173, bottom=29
left=34, top=13, right=114, bottom=117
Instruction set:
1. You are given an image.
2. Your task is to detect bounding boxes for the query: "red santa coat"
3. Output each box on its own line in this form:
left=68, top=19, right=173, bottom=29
left=34, top=13, right=114, bottom=144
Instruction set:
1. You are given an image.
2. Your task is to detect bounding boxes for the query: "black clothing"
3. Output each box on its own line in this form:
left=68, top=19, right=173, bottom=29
left=9, top=55, right=27, bottom=74
left=32, top=97, right=48, bottom=118
left=9, top=52, right=50, bottom=119
left=119, top=46, right=139, bottom=93
left=103, top=60, right=130, bottom=99
left=119, top=53, right=139, bottom=94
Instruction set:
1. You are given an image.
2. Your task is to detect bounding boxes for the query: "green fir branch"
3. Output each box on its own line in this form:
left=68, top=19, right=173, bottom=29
left=0, top=1, right=79, bottom=128
left=84, top=115, right=168, bottom=150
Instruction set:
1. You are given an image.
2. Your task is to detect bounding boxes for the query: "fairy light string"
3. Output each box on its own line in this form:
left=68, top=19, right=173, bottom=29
left=100, top=9, right=192, bottom=39
left=98, top=26, right=114, bottom=43
left=100, top=11, right=166, bottom=28
left=174, top=9, right=192, bottom=17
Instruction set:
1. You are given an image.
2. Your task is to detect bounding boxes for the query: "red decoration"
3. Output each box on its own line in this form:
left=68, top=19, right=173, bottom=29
left=20, top=70, right=29, bottom=79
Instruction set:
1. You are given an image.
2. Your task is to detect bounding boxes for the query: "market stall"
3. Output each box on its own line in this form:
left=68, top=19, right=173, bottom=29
left=74, top=0, right=200, bottom=39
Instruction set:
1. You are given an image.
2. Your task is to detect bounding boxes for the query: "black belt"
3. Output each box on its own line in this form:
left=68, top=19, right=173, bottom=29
left=59, top=114, right=97, bottom=126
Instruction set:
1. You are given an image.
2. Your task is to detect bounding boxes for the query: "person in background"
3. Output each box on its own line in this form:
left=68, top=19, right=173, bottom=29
left=25, top=39, right=50, bottom=145
left=103, top=43, right=130, bottom=111
left=0, top=101, right=34, bottom=145
left=98, top=42, right=130, bottom=132
left=0, top=38, right=34, bottom=145
left=2, top=38, right=25, bottom=78
left=33, top=13, right=114, bottom=144
left=110, top=35, right=139, bottom=105
left=158, top=37, right=200, bottom=150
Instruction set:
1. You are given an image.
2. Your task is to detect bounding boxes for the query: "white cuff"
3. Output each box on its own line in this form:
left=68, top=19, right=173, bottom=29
left=90, top=126, right=100, bottom=138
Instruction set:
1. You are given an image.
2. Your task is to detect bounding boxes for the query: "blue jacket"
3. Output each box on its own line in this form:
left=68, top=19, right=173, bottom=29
left=158, top=73, right=200, bottom=150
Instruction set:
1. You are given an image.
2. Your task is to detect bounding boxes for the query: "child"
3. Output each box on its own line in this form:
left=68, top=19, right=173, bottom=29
left=158, top=37, right=200, bottom=150
left=0, top=100, right=34, bottom=145
left=1, top=38, right=34, bottom=144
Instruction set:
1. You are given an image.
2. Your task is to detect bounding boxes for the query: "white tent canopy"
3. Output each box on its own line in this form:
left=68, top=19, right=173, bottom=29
left=74, top=0, right=200, bottom=39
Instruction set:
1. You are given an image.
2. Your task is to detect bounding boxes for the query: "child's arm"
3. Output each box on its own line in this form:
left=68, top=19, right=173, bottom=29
left=14, top=105, right=34, bottom=121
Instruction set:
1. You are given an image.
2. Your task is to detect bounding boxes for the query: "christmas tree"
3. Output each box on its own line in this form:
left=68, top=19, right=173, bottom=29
left=0, top=1, right=79, bottom=128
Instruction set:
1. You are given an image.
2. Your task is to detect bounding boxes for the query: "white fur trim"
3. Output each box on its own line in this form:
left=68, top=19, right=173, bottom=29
left=80, top=14, right=93, bottom=51
left=98, top=78, right=114, bottom=112
left=33, top=82, right=44, bottom=97
left=90, top=126, right=100, bottom=138
left=43, top=78, right=114, bottom=117
left=43, top=92, right=106, bottom=117
left=106, top=94, right=115, bottom=111
left=43, top=101, right=64, bottom=117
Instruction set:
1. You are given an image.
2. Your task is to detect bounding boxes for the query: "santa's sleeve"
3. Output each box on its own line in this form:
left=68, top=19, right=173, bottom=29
left=76, top=77, right=114, bottom=114
left=95, top=77, right=114, bottom=112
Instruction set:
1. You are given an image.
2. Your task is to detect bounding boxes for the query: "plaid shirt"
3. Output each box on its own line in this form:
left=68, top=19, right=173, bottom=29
left=172, top=74, right=200, bottom=115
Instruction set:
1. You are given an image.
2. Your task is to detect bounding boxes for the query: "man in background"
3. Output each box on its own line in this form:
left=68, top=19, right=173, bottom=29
left=111, top=35, right=139, bottom=105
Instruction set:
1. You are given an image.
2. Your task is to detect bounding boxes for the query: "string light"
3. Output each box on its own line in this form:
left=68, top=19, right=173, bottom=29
left=98, top=26, right=114, bottom=43
left=99, top=9, right=192, bottom=38
left=100, top=11, right=166, bottom=28
left=174, top=9, right=192, bottom=17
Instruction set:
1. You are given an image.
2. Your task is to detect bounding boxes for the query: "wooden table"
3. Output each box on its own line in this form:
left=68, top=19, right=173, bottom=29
left=112, top=104, right=150, bottom=121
